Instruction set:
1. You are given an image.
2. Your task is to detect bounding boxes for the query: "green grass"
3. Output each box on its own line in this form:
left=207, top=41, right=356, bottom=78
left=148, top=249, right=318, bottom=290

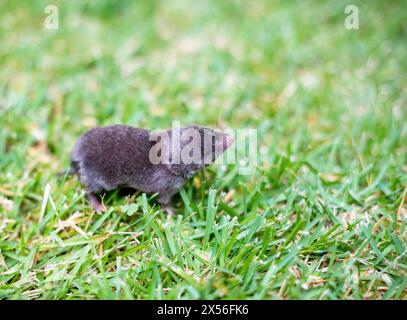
left=0, top=0, right=406, bottom=299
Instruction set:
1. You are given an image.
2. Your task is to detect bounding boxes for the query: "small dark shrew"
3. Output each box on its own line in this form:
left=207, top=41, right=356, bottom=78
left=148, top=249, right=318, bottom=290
left=69, top=124, right=234, bottom=214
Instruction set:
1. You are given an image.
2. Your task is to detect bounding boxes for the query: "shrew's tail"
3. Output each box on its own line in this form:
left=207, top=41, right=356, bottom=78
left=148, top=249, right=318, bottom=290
left=57, top=161, right=79, bottom=177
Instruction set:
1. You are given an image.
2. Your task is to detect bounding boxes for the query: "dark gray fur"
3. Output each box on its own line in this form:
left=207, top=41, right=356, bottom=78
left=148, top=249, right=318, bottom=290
left=70, top=124, right=231, bottom=209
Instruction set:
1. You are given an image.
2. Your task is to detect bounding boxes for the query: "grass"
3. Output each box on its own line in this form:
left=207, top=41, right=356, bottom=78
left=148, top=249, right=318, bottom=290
left=0, top=0, right=406, bottom=299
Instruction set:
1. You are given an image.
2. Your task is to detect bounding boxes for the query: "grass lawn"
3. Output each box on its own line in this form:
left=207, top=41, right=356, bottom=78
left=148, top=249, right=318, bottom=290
left=0, top=0, right=406, bottom=299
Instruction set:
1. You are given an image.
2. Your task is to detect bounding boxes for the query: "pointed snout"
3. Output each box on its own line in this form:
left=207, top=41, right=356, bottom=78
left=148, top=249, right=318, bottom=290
left=223, top=134, right=234, bottom=149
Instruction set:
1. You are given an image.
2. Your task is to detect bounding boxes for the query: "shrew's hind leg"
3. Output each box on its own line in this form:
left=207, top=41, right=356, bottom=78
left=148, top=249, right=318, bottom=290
left=87, top=190, right=106, bottom=213
left=77, top=170, right=107, bottom=213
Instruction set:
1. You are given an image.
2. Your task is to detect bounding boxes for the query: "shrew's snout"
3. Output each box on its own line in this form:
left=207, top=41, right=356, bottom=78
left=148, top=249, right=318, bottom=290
left=223, top=134, right=234, bottom=149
